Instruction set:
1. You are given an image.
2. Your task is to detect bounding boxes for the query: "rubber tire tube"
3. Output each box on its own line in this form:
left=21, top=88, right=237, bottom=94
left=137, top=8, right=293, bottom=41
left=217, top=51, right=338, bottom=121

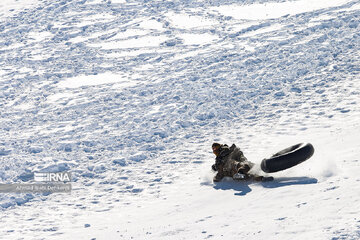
left=261, top=143, right=314, bottom=173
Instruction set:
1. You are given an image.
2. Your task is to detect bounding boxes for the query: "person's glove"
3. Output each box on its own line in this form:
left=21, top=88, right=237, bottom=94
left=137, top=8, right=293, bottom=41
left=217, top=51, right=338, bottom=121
left=237, top=163, right=251, bottom=174
left=211, top=164, right=217, bottom=171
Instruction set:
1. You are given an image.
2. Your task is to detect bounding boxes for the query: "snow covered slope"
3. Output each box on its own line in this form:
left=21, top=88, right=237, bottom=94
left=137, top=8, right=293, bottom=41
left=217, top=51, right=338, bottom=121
left=0, top=0, right=359, bottom=239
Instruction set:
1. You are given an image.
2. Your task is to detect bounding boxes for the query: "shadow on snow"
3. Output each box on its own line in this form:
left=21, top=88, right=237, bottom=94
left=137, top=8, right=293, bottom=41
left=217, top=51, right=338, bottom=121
left=212, top=177, right=318, bottom=196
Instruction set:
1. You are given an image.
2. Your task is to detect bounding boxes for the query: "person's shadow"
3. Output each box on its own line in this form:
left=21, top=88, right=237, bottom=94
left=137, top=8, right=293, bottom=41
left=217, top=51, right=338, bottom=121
left=212, top=177, right=253, bottom=196
left=213, top=177, right=318, bottom=196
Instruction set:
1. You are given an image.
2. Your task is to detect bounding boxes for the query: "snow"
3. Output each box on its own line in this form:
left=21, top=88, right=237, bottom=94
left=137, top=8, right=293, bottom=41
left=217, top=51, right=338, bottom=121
left=91, top=35, right=169, bottom=49
left=212, top=0, right=354, bottom=20
left=0, top=0, right=360, bottom=239
left=0, top=0, right=39, bottom=20
left=57, top=73, right=134, bottom=89
left=166, top=12, right=219, bottom=28
left=178, top=33, right=219, bottom=45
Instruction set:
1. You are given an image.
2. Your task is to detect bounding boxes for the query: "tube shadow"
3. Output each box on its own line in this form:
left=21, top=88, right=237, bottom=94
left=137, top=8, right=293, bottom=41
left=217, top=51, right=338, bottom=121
left=213, top=176, right=318, bottom=196
left=261, top=177, right=318, bottom=188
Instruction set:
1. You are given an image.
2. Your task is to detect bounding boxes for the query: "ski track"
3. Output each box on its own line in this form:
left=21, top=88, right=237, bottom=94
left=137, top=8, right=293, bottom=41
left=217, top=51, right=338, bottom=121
left=0, top=0, right=359, bottom=239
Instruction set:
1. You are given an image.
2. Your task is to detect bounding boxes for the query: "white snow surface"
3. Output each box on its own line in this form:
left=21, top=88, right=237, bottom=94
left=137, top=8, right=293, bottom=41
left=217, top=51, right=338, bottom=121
left=0, top=0, right=360, bottom=239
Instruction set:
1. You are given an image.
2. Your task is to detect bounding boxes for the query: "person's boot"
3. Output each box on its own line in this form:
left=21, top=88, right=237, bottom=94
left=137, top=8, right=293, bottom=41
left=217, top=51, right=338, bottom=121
left=253, top=175, right=274, bottom=182
left=253, top=175, right=263, bottom=181
left=261, top=176, right=274, bottom=182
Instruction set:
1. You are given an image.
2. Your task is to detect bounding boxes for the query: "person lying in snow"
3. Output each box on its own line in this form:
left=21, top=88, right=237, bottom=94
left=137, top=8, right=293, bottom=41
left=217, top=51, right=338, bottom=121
left=211, top=143, right=273, bottom=182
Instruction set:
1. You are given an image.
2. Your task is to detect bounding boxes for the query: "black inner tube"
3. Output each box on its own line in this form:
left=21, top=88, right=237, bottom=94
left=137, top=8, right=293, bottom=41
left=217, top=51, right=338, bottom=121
left=261, top=143, right=314, bottom=173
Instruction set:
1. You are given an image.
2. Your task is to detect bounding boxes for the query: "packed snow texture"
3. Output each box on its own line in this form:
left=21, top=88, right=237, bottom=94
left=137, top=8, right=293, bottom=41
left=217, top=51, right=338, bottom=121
left=0, top=0, right=359, bottom=239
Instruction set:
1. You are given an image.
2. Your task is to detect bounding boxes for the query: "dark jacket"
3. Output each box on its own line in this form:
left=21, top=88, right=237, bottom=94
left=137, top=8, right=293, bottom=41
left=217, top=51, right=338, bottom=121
left=213, top=144, right=254, bottom=182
